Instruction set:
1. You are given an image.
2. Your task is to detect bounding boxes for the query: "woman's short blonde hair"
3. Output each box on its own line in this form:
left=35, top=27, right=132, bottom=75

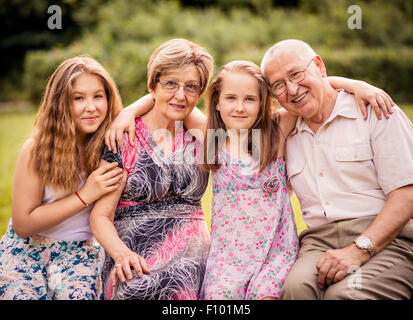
left=147, top=38, right=214, bottom=95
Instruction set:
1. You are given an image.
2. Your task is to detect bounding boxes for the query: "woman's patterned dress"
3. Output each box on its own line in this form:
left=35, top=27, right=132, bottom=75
left=101, top=117, right=210, bottom=300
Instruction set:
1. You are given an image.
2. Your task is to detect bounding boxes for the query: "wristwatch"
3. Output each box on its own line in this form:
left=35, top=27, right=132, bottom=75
left=354, top=236, right=375, bottom=257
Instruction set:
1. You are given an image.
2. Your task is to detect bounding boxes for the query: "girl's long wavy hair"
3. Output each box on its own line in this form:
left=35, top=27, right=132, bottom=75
left=203, top=60, right=279, bottom=173
left=32, top=55, right=123, bottom=192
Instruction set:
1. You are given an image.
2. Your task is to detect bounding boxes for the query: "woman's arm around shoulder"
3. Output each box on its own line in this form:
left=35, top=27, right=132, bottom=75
left=183, top=107, right=207, bottom=142
left=105, top=94, right=154, bottom=153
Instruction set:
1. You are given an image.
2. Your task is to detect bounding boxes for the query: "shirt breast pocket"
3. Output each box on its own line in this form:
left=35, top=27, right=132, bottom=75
left=335, top=143, right=373, bottom=162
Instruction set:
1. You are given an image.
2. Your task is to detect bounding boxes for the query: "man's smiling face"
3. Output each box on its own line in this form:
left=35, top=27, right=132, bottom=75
left=264, top=49, right=326, bottom=120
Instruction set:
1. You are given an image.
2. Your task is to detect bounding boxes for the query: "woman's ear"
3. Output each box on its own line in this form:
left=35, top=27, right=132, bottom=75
left=148, top=86, right=156, bottom=101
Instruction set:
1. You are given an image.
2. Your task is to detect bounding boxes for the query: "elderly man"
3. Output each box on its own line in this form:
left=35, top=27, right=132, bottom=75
left=261, top=39, right=413, bottom=300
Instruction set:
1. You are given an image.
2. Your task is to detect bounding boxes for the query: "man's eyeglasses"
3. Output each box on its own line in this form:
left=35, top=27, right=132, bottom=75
left=158, top=79, right=202, bottom=97
left=269, top=57, right=315, bottom=96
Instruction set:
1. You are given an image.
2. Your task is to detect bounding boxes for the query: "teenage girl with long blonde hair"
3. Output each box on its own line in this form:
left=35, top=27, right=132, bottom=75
left=0, top=56, right=123, bottom=300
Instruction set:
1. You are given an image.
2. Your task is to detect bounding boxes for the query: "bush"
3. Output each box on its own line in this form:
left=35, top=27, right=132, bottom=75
left=23, top=50, right=71, bottom=105
left=321, top=47, right=413, bottom=102
left=22, top=0, right=413, bottom=107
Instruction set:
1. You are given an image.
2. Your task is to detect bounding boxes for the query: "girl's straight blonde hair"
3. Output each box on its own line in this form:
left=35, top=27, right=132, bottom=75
left=204, top=60, right=279, bottom=173
left=32, top=55, right=123, bottom=192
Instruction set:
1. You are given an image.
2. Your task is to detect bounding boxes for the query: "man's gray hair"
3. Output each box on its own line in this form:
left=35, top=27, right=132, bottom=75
left=261, top=39, right=317, bottom=76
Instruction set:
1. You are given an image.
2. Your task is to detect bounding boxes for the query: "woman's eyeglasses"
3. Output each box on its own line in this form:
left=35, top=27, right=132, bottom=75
left=158, top=79, right=202, bottom=97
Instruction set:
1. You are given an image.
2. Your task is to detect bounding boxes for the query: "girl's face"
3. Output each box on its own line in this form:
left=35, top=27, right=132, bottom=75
left=71, top=73, right=108, bottom=141
left=217, top=71, right=261, bottom=132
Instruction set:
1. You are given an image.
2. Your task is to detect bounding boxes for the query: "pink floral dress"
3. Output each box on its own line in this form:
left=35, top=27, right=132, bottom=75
left=201, top=154, right=299, bottom=300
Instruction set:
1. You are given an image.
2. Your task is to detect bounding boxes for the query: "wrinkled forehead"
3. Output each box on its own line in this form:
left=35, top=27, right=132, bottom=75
left=160, top=63, right=201, bottom=83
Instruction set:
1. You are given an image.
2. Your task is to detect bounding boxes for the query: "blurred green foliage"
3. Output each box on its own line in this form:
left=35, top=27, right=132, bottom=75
left=4, top=0, right=413, bottom=106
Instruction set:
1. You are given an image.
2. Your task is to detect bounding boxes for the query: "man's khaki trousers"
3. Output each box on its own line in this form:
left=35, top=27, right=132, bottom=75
left=280, top=216, right=413, bottom=300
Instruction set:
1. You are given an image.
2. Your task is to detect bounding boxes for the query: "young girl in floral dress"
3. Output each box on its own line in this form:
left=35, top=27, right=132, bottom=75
left=200, top=60, right=298, bottom=299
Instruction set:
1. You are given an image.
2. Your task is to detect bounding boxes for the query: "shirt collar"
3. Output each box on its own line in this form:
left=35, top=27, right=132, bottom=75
left=328, top=90, right=359, bottom=121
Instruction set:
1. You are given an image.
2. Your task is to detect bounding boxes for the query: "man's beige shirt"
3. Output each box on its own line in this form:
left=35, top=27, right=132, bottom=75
left=286, top=91, right=413, bottom=228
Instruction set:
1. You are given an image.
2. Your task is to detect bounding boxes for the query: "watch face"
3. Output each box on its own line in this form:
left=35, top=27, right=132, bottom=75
left=357, top=237, right=370, bottom=248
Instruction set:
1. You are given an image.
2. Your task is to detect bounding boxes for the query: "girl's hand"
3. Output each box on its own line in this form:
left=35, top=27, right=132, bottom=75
left=352, top=80, right=394, bottom=120
left=79, top=162, right=123, bottom=204
left=105, top=108, right=136, bottom=153
left=110, top=249, right=151, bottom=287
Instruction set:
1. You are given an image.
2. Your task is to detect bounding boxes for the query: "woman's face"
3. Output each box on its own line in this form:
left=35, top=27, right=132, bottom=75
left=71, top=73, right=108, bottom=141
left=150, top=64, right=201, bottom=122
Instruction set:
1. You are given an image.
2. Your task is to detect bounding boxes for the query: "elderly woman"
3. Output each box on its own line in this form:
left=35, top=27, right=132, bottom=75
left=90, top=39, right=214, bottom=300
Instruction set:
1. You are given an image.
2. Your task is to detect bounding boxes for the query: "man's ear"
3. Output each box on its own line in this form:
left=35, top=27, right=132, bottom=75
left=313, top=55, right=327, bottom=77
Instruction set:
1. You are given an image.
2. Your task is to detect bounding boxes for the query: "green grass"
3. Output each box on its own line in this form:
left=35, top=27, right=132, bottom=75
left=0, top=110, right=37, bottom=235
left=402, top=104, right=413, bottom=120
left=1, top=104, right=413, bottom=237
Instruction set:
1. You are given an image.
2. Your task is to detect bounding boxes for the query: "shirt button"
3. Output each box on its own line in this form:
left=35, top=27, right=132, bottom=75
left=319, top=172, right=324, bottom=177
